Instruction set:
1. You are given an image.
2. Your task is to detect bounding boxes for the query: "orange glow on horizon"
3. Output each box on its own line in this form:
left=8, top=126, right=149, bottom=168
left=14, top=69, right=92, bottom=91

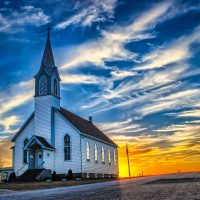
left=117, top=143, right=200, bottom=177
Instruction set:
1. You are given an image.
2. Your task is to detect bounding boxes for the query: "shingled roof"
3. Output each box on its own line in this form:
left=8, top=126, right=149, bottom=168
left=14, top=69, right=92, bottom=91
left=57, top=107, right=117, bottom=147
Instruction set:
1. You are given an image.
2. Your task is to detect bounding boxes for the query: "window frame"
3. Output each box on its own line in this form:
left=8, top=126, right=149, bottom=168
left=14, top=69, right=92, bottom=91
left=23, top=138, right=29, bottom=164
left=53, top=79, right=58, bottom=96
left=102, top=146, right=105, bottom=164
left=64, top=134, right=71, bottom=161
left=108, top=148, right=111, bottom=165
left=86, top=141, right=90, bottom=161
left=94, top=144, right=98, bottom=163
left=39, top=75, right=47, bottom=95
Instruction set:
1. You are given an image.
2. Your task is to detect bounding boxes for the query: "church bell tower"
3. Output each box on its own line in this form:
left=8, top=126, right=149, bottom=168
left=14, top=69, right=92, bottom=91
left=34, top=29, right=61, bottom=143
left=34, top=29, right=61, bottom=105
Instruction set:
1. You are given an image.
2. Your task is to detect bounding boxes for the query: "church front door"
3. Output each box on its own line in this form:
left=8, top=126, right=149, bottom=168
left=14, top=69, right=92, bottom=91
left=29, top=150, right=35, bottom=169
left=28, top=149, right=43, bottom=169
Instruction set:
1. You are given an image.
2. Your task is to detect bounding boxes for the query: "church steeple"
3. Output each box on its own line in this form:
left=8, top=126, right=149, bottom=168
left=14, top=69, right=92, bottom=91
left=34, top=29, right=61, bottom=101
left=41, top=28, right=55, bottom=72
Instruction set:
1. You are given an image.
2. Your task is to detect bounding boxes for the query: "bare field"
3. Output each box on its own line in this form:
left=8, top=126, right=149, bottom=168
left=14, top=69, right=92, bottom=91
left=0, top=172, right=199, bottom=200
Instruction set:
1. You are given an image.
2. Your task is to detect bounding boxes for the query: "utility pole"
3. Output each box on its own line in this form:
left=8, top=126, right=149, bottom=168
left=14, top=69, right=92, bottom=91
left=126, top=143, right=131, bottom=177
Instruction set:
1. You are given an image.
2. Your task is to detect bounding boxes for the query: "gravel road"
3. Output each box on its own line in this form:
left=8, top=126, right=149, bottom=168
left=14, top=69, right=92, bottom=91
left=0, top=172, right=200, bottom=200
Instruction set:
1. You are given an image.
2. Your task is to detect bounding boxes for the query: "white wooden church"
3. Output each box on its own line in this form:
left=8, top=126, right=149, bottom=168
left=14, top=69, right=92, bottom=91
left=11, top=31, right=118, bottom=180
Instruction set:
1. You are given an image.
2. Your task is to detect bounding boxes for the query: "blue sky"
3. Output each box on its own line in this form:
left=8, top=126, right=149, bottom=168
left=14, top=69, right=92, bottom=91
left=0, top=0, right=200, bottom=174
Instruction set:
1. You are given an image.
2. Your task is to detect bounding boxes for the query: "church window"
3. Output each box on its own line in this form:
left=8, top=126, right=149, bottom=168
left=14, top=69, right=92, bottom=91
left=102, top=146, right=105, bottom=163
left=86, top=141, right=90, bottom=161
left=94, top=144, right=98, bottom=162
left=64, top=134, right=70, bottom=160
left=39, top=75, right=47, bottom=95
left=114, top=150, right=117, bottom=165
left=53, top=79, right=58, bottom=96
left=108, top=149, right=111, bottom=164
left=23, top=138, right=28, bottom=164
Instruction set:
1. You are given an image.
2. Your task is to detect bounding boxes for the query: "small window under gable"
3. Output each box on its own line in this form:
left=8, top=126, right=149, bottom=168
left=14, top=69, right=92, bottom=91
left=39, top=75, right=47, bottom=95
left=86, top=141, right=90, bottom=161
left=64, top=134, right=70, bottom=161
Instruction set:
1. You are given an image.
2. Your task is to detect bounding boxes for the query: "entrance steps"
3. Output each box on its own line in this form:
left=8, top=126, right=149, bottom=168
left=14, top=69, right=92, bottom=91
left=19, top=169, right=44, bottom=182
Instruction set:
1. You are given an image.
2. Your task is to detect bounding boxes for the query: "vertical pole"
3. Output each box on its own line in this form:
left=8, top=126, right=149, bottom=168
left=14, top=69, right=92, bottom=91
left=126, top=143, right=131, bottom=177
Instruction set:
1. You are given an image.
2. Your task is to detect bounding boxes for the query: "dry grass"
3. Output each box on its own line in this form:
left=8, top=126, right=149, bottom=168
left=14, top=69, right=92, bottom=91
left=0, top=179, right=114, bottom=191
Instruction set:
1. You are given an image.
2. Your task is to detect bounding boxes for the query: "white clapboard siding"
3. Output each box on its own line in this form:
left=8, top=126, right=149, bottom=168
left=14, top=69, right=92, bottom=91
left=34, top=96, right=52, bottom=143
left=81, top=136, right=118, bottom=175
left=54, top=111, right=82, bottom=174
left=14, top=117, right=34, bottom=175
left=43, top=149, right=54, bottom=170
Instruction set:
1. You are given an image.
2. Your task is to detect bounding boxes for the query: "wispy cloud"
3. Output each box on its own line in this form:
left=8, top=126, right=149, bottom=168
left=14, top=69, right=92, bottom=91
left=137, top=89, right=200, bottom=117
left=168, top=109, right=200, bottom=118
left=61, top=74, right=106, bottom=85
left=98, top=118, right=146, bottom=135
left=0, top=5, right=50, bottom=32
left=55, top=0, right=117, bottom=29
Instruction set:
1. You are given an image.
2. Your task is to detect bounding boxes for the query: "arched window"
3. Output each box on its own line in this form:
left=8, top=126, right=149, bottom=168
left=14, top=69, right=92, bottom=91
left=64, top=134, right=70, bottom=160
left=23, top=138, right=28, bottom=164
left=108, top=149, right=111, bottom=164
left=114, top=150, right=117, bottom=165
left=94, top=144, right=98, bottom=162
left=86, top=141, right=90, bottom=161
left=39, top=75, right=47, bottom=95
left=53, top=79, right=57, bottom=96
left=102, top=146, right=105, bottom=163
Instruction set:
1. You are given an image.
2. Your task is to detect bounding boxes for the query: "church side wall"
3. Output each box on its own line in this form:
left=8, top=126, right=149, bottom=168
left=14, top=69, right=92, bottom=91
left=81, top=136, right=118, bottom=178
left=14, top=117, right=34, bottom=176
left=54, top=112, right=81, bottom=174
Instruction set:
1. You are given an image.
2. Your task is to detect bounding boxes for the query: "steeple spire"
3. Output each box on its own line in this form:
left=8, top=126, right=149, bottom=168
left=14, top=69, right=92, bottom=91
left=41, top=27, right=55, bottom=72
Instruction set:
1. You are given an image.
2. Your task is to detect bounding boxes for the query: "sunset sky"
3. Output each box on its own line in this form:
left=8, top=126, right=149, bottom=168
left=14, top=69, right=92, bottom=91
left=0, top=0, right=200, bottom=177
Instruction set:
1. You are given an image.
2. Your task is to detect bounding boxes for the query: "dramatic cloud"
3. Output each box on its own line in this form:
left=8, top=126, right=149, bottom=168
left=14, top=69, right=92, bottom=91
left=60, top=1, right=173, bottom=69
left=0, top=80, right=33, bottom=116
left=0, top=115, right=20, bottom=133
left=135, top=25, right=200, bottom=70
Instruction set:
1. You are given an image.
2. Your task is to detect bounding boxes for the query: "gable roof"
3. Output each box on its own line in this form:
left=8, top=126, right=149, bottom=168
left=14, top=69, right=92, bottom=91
left=57, top=107, right=117, bottom=147
left=24, top=135, right=54, bottom=150
left=35, top=135, right=55, bottom=150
